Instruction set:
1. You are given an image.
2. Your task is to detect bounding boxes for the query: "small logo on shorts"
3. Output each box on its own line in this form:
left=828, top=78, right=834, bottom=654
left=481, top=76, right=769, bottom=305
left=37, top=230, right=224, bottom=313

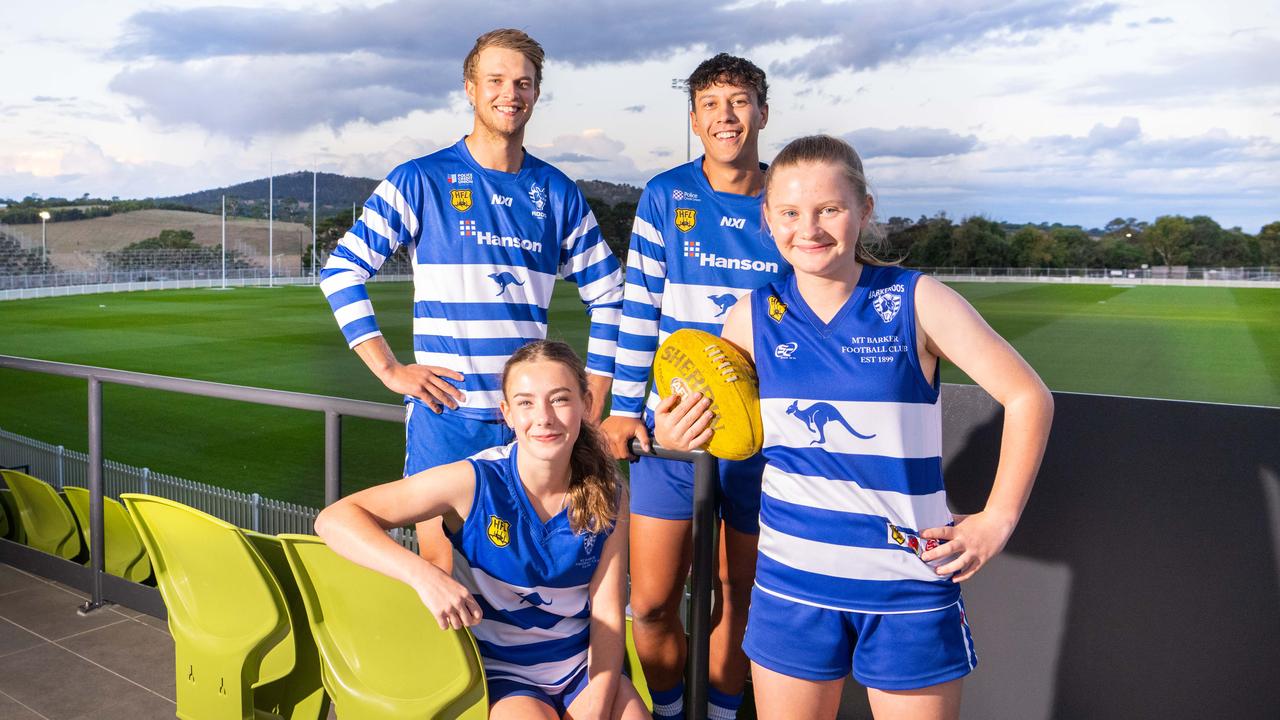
left=487, top=515, right=511, bottom=548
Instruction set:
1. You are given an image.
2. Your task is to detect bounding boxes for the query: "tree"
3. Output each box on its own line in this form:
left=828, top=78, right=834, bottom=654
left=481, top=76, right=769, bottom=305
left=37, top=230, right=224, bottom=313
left=1008, top=226, right=1054, bottom=268
left=1143, top=215, right=1192, bottom=266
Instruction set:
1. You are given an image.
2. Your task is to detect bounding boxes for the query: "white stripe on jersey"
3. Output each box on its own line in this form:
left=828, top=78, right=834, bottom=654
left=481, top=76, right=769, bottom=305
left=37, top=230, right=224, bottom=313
left=560, top=213, right=599, bottom=252
left=413, top=351, right=508, bottom=375
left=412, top=263, right=558, bottom=301
left=412, top=317, right=547, bottom=340
left=455, top=564, right=590, bottom=617
left=624, top=246, right=666, bottom=284
left=761, top=465, right=952, bottom=531
left=332, top=299, right=375, bottom=328
left=611, top=379, right=649, bottom=401
left=373, top=178, right=418, bottom=238
left=484, top=654, right=588, bottom=692
left=761, top=398, right=942, bottom=458
left=660, top=282, right=749, bottom=325
left=758, top=518, right=950, bottom=583
left=320, top=253, right=373, bottom=286
left=359, top=208, right=397, bottom=253
left=471, top=615, right=589, bottom=648
left=632, top=216, right=665, bottom=249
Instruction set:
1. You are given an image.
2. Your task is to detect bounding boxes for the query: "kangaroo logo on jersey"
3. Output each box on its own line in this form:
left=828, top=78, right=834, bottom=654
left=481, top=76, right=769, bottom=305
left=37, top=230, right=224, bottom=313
left=767, top=295, right=787, bottom=323
left=489, top=271, right=525, bottom=295
left=450, top=189, right=472, bottom=212
left=869, top=284, right=905, bottom=323
left=774, top=342, right=798, bottom=359
left=675, top=208, right=697, bottom=233
left=514, top=590, right=553, bottom=607
left=708, top=293, right=738, bottom=317
left=528, top=183, right=547, bottom=219
left=719, top=216, right=746, bottom=230
left=487, top=515, right=511, bottom=547
left=787, top=401, right=876, bottom=445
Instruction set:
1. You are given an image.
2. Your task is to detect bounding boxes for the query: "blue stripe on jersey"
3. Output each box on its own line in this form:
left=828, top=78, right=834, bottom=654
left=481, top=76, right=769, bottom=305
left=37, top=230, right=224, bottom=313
left=474, top=594, right=577, bottom=631
left=475, top=626, right=591, bottom=666
left=321, top=137, right=623, bottom=420
left=413, top=300, right=548, bottom=324
left=764, top=447, right=945, bottom=496
left=755, top=553, right=958, bottom=613
left=759, top=495, right=926, bottom=549
left=607, top=159, right=787, bottom=418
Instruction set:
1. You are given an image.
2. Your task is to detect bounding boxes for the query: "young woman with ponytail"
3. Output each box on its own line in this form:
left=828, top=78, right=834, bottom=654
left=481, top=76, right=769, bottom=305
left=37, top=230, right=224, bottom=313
left=317, top=340, right=650, bottom=720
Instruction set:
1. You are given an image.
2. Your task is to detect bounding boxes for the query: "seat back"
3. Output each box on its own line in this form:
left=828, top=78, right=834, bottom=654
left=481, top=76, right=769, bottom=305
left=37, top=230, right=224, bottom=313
left=625, top=615, right=653, bottom=711
left=0, top=488, right=10, bottom=539
left=278, top=534, right=487, bottom=720
left=243, top=531, right=330, bottom=720
left=63, top=487, right=152, bottom=583
left=122, top=494, right=292, bottom=720
left=1, top=469, right=81, bottom=559
left=0, top=489, right=24, bottom=543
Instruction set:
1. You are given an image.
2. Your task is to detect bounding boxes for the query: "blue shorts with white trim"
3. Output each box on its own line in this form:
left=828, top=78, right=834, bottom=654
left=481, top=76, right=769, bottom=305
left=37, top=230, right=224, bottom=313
left=743, top=586, right=977, bottom=690
left=403, top=399, right=514, bottom=476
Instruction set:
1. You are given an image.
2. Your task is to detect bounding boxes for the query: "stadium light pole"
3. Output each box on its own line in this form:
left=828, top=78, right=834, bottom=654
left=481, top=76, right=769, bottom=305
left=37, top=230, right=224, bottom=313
left=671, top=78, right=690, bottom=162
left=268, top=154, right=274, bottom=288
left=221, top=195, right=227, bottom=290
left=312, top=162, right=318, bottom=284
left=38, top=210, right=51, bottom=267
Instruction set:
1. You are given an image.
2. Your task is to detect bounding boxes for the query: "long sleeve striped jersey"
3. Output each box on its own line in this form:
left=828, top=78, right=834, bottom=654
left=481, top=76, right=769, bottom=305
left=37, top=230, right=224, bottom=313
left=321, top=138, right=624, bottom=421
left=609, top=159, right=788, bottom=419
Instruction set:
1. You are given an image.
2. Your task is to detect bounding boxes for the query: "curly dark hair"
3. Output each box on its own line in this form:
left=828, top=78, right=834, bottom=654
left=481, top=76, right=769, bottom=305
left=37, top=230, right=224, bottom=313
left=686, top=53, right=768, bottom=107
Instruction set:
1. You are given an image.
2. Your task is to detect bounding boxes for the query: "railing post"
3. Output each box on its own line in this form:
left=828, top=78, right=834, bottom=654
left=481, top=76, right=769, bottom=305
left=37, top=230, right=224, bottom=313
left=56, top=444, right=65, bottom=489
left=324, top=411, right=342, bottom=506
left=80, top=376, right=108, bottom=614
left=251, top=492, right=262, bottom=532
left=141, top=467, right=151, bottom=494
left=686, top=451, right=717, bottom=720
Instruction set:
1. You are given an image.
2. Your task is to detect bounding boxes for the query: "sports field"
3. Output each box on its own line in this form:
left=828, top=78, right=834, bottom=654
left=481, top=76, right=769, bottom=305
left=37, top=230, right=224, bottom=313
left=1, top=281, right=1276, bottom=507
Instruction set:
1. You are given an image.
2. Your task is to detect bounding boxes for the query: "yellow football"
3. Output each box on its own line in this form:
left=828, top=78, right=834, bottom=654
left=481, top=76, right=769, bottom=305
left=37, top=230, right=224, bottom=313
left=653, top=328, right=763, bottom=461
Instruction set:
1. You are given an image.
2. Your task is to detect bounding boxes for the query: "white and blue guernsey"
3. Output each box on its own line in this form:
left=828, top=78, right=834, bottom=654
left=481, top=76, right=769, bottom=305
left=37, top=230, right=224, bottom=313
left=749, top=265, right=961, bottom=613
left=451, top=444, right=610, bottom=692
left=610, top=159, right=787, bottom=420
left=321, top=138, right=624, bottom=420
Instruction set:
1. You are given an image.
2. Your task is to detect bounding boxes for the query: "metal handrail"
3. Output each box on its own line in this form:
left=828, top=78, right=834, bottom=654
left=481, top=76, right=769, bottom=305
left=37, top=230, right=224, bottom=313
left=0, top=354, right=403, bottom=612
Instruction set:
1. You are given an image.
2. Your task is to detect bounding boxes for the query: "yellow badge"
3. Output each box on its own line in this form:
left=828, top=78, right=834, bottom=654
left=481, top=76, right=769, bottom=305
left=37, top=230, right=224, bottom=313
left=767, top=295, right=787, bottom=323
left=450, top=189, right=472, bottom=212
left=674, top=208, right=697, bottom=233
left=889, top=523, right=906, bottom=546
left=487, top=515, right=510, bottom=548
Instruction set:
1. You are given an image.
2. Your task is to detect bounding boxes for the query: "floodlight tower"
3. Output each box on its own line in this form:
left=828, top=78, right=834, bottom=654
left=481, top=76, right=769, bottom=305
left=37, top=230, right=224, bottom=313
left=38, top=210, right=51, bottom=267
left=671, top=78, right=691, bottom=162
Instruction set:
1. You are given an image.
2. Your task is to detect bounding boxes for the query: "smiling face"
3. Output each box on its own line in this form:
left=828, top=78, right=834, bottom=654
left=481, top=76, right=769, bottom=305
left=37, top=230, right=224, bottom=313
left=690, top=81, right=768, bottom=168
left=764, top=160, right=874, bottom=280
left=499, top=359, right=586, bottom=463
left=465, top=46, right=539, bottom=140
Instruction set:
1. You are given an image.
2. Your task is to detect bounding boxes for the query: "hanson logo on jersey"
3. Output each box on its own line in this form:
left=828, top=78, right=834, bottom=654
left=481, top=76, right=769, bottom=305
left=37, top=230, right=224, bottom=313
left=464, top=226, right=543, bottom=253
left=692, top=252, right=778, bottom=273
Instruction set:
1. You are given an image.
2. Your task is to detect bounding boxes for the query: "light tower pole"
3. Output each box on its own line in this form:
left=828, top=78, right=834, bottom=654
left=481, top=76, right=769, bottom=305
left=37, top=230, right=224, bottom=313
left=671, top=78, right=691, bottom=162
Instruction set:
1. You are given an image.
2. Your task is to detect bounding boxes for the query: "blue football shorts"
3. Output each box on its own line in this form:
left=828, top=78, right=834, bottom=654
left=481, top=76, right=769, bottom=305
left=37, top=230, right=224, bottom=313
left=628, top=438, right=766, bottom=534
left=403, top=398, right=515, bottom=477
left=743, top=586, right=978, bottom=690
left=488, top=666, right=591, bottom=716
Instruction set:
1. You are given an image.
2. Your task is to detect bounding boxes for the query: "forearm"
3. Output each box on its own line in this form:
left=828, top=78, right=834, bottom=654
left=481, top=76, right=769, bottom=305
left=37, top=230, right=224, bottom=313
left=984, top=383, right=1054, bottom=523
left=352, top=336, right=401, bottom=384
left=585, top=615, right=625, bottom=714
left=315, top=501, right=438, bottom=589
left=587, top=372, right=612, bottom=421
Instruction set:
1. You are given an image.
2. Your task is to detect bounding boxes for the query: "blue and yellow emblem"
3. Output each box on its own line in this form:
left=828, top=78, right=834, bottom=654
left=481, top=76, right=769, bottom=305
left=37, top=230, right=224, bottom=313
left=675, top=208, right=697, bottom=233
left=768, top=295, right=787, bottom=323
left=487, top=515, right=510, bottom=547
left=451, top=189, right=473, bottom=212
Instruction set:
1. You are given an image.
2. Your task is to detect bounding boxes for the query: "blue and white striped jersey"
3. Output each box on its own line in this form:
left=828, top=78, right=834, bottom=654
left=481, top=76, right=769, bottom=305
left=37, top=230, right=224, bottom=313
left=451, top=443, right=611, bottom=693
left=749, top=266, right=961, bottom=613
left=321, top=138, right=624, bottom=420
left=610, top=159, right=787, bottom=419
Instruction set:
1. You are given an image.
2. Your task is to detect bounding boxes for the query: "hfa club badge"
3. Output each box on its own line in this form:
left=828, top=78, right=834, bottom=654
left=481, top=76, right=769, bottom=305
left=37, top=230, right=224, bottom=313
left=487, top=515, right=510, bottom=547
left=768, top=295, right=788, bottom=323
left=675, top=208, right=697, bottom=233
left=451, top=189, right=473, bottom=212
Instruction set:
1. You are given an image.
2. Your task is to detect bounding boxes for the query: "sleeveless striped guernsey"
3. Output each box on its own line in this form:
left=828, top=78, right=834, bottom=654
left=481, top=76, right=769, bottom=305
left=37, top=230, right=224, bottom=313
left=750, top=266, right=960, bottom=614
left=450, top=444, right=610, bottom=691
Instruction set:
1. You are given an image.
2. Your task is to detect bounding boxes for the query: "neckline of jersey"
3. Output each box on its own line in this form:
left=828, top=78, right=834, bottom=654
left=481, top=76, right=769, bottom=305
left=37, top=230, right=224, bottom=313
left=504, top=443, right=569, bottom=538
left=785, top=264, right=878, bottom=338
left=454, top=136, right=532, bottom=186
left=686, top=157, right=767, bottom=208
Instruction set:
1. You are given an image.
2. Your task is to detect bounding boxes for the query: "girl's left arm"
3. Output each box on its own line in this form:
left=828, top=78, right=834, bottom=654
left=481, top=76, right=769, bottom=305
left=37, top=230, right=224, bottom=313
left=915, top=276, right=1054, bottom=582
left=579, top=499, right=631, bottom=718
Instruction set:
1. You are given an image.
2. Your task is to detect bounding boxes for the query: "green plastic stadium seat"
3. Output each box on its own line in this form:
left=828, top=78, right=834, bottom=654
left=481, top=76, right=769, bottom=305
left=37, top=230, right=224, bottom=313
left=278, top=534, right=487, bottom=720
left=0, top=488, right=24, bottom=544
left=63, top=486, right=153, bottom=584
left=1, top=470, right=82, bottom=560
left=242, top=530, right=330, bottom=720
left=0, top=488, right=10, bottom=539
left=625, top=615, right=653, bottom=711
left=122, top=494, right=293, bottom=720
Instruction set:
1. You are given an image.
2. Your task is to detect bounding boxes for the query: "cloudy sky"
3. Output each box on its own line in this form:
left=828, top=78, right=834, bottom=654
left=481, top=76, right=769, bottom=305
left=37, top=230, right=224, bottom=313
left=2, top=0, right=1276, bottom=230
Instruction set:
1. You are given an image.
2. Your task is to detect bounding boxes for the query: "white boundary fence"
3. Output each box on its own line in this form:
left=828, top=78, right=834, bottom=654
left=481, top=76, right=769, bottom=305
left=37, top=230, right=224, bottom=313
left=919, top=266, right=1280, bottom=288
left=0, top=427, right=417, bottom=549
left=0, top=269, right=413, bottom=302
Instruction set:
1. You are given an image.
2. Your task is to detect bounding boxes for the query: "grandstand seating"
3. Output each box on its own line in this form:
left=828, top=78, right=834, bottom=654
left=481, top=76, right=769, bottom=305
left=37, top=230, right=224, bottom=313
left=1, top=469, right=82, bottom=560
left=0, top=225, right=57, bottom=276
left=0, top=488, right=23, bottom=543
left=278, top=533, right=488, bottom=719
left=62, top=486, right=153, bottom=584
left=122, top=493, right=300, bottom=720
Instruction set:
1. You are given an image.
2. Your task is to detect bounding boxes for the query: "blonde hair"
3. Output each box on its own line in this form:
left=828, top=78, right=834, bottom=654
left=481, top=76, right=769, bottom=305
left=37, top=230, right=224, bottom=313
left=502, top=341, right=619, bottom=534
left=463, top=28, right=545, bottom=90
left=764, top=134, right=893, bottom=266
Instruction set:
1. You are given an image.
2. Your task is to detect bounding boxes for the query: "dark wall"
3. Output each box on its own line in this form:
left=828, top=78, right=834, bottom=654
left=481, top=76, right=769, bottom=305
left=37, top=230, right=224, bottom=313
left=935, top=385, right=1280, bottom=720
